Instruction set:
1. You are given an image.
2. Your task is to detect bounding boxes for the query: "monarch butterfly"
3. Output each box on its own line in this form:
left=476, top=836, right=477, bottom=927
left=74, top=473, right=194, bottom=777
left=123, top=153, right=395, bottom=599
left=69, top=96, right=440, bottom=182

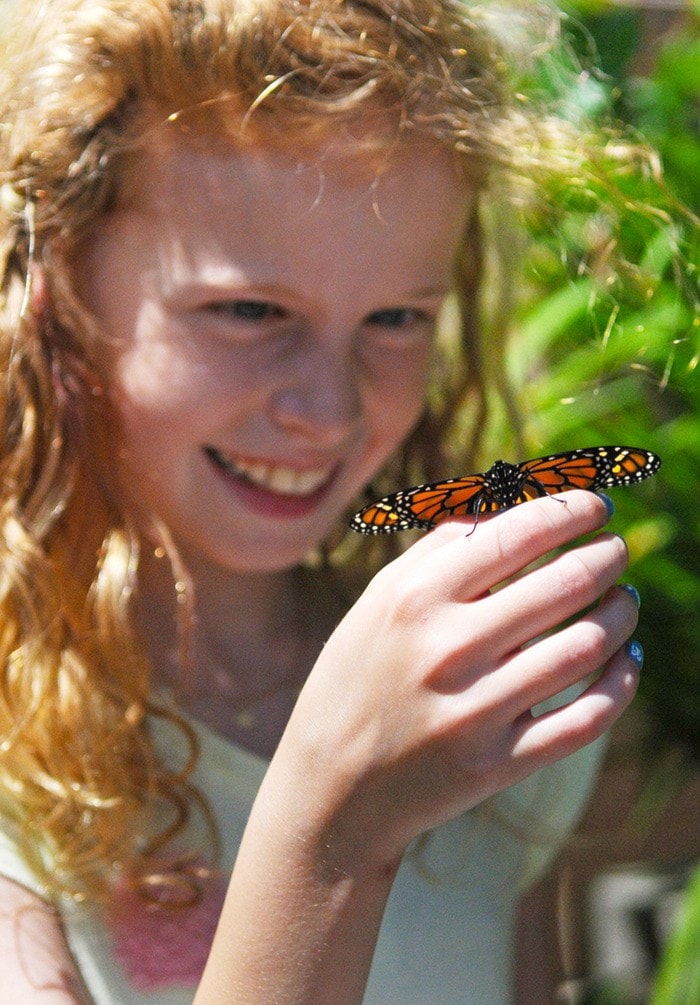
left=350, top=446, right=661, bottom=535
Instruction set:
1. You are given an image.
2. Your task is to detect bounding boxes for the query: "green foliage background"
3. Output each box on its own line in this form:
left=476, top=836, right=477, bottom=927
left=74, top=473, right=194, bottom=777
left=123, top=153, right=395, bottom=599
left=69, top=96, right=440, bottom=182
left=486, top=1, right=699, bottom=761
left=486, top=4, right=698, bottom=1001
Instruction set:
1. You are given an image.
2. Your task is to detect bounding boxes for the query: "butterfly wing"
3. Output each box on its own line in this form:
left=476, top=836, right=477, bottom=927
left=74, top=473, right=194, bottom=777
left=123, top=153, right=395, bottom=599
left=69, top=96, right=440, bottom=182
left=585, top=446, right=661, bottom=488
left=350, top=474, right=488, bottom=534
left=519, top=446, right=661, bottom=496
left=349, top=498, right=429, bottom=534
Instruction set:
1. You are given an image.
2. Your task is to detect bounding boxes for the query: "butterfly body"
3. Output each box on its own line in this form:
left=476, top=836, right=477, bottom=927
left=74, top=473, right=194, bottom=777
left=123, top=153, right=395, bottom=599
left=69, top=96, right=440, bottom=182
left=480, top=458, right=546, bottom=506
left=350, top=446, right=661, bottom=535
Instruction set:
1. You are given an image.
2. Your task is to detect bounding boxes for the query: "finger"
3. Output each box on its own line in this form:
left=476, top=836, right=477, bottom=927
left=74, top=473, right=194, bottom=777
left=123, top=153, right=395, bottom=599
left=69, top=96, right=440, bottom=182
left=474, top=531, right=630, bottom=659
left=492, top=583, right=640, bottom=719
left=509, top=642, right=641, bottom=769
left=395, top=490, right=613, bottom=601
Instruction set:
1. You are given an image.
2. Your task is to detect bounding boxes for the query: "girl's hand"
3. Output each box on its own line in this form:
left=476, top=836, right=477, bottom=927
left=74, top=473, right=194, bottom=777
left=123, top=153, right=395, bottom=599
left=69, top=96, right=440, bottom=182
left=280, top=489, right=639, bottom=873
left=199, top=489, right=640, bottom=1004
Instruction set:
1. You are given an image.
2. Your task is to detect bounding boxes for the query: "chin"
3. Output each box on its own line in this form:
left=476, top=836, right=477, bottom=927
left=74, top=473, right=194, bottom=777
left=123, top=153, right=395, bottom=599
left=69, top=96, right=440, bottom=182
left=193, top=535, right=324, bottom=575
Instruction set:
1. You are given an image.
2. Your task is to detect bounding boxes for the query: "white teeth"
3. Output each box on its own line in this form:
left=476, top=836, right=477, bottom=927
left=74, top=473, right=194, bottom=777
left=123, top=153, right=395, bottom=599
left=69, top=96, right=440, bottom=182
left=265, top=467, right=328, bottom=494
left=207, top=448, right=331, bottom=496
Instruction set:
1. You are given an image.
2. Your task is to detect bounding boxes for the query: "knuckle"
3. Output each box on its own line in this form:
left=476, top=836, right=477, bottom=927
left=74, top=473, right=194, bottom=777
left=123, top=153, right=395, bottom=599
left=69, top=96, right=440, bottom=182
left=553, top=549, right=596, bottom=602
left=563, top=624, right=608, bottom=676
left=555, top=534, right=628, bottom=603
left=370, top=568, right=436, bottom=631
left=390, top=577, right=431, bottom=623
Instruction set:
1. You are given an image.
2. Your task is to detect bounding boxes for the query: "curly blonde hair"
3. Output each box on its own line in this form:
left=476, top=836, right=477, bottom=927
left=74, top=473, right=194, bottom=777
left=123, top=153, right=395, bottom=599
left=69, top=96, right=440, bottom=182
left=0, top=0, right=658, bottom=902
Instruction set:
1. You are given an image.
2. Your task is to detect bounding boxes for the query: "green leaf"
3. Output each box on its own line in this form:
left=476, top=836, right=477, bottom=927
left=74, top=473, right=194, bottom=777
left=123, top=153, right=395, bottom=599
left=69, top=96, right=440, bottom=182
left=649, top=865, right=700, bottom=1005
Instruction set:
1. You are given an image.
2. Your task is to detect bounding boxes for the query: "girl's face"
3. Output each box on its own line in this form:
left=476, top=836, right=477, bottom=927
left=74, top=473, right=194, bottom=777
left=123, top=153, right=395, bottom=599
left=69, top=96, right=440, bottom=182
left=79, top=131, right=473, bottom=572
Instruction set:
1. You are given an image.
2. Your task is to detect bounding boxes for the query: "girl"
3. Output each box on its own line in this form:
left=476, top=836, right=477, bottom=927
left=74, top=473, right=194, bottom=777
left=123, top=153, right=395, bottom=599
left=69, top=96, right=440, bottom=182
left=0, top=0, right=648, bottom=1001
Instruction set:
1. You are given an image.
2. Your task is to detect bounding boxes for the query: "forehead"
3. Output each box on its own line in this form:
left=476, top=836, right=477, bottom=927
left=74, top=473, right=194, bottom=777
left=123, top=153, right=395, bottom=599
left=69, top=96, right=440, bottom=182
left=115, top=126, right=473, bottom=242
left=92, top=114, right=478, bottom=311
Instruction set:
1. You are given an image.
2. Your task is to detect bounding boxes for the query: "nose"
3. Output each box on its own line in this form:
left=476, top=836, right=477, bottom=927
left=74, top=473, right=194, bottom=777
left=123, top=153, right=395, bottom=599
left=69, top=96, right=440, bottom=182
left=269, top=346, right=362, bottom=447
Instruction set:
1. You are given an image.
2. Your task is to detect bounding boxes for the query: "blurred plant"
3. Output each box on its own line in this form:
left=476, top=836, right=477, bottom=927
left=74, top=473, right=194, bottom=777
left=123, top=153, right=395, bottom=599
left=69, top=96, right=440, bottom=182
left=486, top=6, right=698, bottom=1000
left=649, top=860, right=700, bottom=1005
left=483, top=1, right=699, bottom=764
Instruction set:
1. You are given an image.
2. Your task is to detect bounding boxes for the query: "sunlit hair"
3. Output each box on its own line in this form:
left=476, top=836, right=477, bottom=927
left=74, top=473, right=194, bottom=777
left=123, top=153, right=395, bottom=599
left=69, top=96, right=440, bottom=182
left=0, top=0, right=660, bottom=902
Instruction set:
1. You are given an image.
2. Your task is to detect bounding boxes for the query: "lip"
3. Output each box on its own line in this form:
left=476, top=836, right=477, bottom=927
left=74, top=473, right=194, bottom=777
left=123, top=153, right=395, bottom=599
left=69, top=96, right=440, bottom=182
left=204, top=446, right=338, bottom=518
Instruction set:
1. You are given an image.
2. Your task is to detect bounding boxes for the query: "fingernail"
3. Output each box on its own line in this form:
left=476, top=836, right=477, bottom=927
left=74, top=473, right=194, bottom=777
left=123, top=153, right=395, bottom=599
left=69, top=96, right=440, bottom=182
left=597, top=492, right=615, bottom=520
left=620, top=583, right=641, bottom=608
left=626, top=639, right=644, bottom=670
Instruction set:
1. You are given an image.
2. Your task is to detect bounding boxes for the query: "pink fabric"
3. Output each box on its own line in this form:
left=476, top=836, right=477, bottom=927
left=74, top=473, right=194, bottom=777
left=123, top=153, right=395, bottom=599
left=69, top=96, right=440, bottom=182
left=108, top=862, right=228, bottom=990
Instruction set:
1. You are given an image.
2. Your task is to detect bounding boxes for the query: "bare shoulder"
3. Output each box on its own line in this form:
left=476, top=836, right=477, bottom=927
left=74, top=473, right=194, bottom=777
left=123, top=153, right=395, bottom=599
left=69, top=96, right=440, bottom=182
left=0, top=874, right=91, bottom=1003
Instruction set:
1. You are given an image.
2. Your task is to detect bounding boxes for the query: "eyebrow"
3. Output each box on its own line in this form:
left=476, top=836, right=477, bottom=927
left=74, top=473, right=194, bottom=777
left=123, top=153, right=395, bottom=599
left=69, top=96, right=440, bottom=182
left=164, top=278, right=453, bottom=305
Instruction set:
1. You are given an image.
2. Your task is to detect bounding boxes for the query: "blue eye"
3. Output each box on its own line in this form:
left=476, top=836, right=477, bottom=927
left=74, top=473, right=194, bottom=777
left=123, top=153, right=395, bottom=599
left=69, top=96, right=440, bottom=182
left=367, top=307, right=422, bottom=328
left=209, top=300, right=285, bottom=321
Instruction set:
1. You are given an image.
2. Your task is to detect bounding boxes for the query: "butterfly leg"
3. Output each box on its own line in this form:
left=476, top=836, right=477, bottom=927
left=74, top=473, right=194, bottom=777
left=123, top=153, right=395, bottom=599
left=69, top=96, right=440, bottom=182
left=463, top=493, right=487, bottom=538
left=525, top=476, right=567, bottom=506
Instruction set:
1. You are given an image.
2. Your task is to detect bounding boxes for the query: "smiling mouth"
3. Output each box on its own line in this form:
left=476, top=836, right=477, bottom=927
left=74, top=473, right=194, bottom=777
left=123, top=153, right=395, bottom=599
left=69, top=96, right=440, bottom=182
left=204, top=447, right=334, bottom=497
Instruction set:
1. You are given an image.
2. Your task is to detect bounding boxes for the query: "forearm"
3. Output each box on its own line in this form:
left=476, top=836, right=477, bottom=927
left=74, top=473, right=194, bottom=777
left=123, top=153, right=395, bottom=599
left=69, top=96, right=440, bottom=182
left=194, top=756, right=397, bottom=1005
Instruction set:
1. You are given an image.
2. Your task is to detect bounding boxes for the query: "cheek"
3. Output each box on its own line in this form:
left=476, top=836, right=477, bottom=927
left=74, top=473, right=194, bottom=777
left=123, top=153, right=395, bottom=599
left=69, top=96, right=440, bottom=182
left=108, top=331, right=233, bottom=442
left=116, top=345, right=182, bottom=410
left=111, top=356, right=191, bottom=451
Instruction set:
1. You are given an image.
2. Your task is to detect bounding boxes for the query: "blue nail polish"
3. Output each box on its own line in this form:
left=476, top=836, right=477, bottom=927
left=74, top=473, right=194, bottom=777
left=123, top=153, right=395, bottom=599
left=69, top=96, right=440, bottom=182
left=626, top=639, right=644, bottom=670
left=620, top=583, right=641, bottom=608
left=597, top=492, right=615, bottom=519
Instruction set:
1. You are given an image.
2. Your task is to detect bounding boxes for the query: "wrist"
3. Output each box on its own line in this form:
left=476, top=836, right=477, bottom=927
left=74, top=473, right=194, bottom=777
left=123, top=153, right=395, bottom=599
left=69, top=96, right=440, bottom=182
left=263, top=726, right=408, bottom=883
